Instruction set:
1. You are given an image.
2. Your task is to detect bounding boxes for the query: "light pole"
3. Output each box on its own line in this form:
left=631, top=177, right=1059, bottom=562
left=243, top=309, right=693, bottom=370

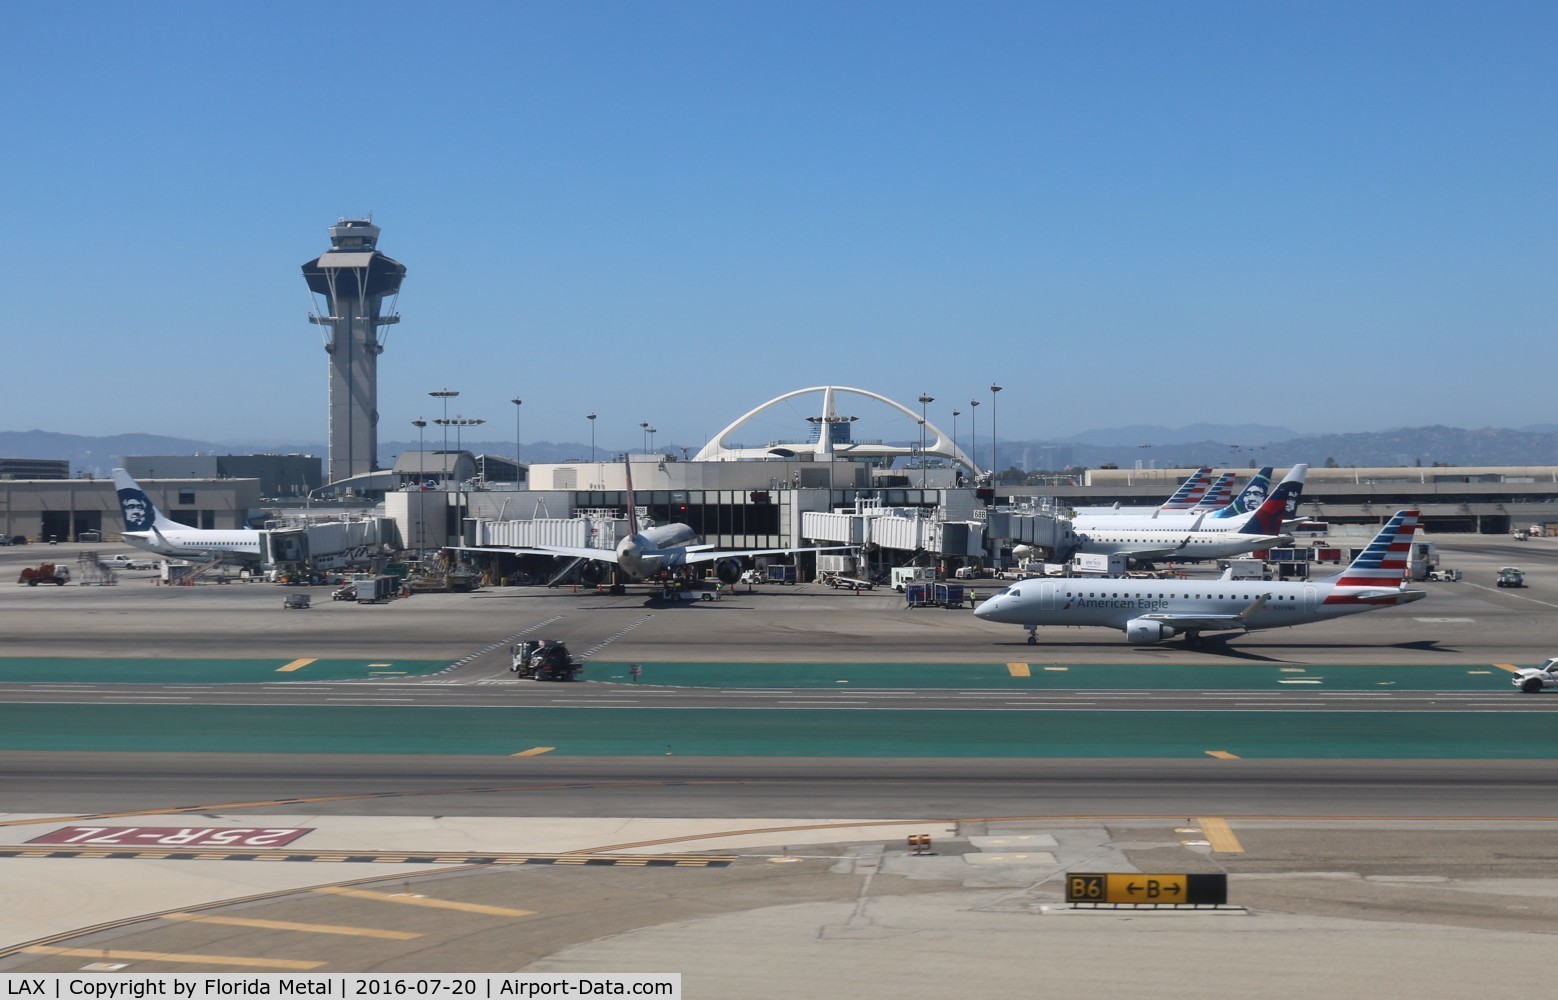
left=917, top=393, right=934, bottom=488
left=640, top=420, right=650, bottom=456
left=587, top=412, right=597, bottom=463
left=952, top=409, right=961, bottom=478
left=428, top=389, right=459, bottom=489
left=511, top=398, right=523, bottom=489
left=969, top=399, right=979, bottom=479
left=648, top=426, right=656, bottom=456
left=989, top=384, right=1002, bottom=485
left=411, top=418, right=426, bottom=552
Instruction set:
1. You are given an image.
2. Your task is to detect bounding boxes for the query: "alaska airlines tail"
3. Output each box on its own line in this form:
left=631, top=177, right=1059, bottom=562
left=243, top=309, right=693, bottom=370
left=1327, top=510, right=1419, bottom=586
left=1209, top=467, right=1273, bottom=519
left=111, top=468, right=187, bottom=534
left=1238, top=465, right=1307, bottom=535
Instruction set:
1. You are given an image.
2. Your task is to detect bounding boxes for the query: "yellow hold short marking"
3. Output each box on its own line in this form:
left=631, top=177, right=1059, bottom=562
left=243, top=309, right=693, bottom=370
left=512, top=746, right=557, bottom=757
left=276, top=658, right=317, bottom=673
left=1006, top=662, right=1031, bottom=677
left=314, top=887, right=534, bottom=917
left=1196, top=816, right=1245, bottom=853
left=1204, top=750, right=1240, bottom=760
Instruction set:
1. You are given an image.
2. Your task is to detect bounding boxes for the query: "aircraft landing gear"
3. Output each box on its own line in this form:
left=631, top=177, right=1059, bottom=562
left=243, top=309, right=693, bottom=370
left=1185, top=630, right=1202, bottom=648
left=1026, top=628, right=1038, bottom=646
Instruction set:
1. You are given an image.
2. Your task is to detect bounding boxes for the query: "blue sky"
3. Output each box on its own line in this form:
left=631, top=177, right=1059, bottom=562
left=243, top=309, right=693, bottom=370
left=3, top=1, right=1553, bottom=457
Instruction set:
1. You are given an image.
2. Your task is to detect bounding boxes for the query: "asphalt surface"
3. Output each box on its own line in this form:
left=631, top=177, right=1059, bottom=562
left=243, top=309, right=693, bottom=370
left=2, top=535, right=1557, bottom=994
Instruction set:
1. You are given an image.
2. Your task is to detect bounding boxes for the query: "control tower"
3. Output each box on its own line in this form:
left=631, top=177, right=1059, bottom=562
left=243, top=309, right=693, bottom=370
left=301, top=218, right=406, bottom=484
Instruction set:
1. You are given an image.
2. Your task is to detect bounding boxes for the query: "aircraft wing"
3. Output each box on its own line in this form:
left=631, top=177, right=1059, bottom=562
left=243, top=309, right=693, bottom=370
left=678, top=545, right=850, bottom=565
left=450, top=544, right=621, bottom=564
left=1137, top=594, right=1271, bottom=633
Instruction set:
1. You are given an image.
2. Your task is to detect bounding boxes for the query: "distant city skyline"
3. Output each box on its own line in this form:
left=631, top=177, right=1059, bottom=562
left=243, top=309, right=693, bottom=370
left=4, top=3, right=1553, bottom=451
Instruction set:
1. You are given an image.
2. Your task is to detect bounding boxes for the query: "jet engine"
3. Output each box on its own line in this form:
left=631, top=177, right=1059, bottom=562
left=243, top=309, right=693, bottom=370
left=579, top=560, right=609, bottom=586
left=1124, top=618, right=1176, bottom=645
left=715, top=558, right=743, bottom=585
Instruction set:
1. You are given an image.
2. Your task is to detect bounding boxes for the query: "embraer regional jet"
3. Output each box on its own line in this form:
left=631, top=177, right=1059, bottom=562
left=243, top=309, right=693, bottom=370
left=112, top=468, right=265, bottom=564
left=975, top=508, right=1426, bottom=647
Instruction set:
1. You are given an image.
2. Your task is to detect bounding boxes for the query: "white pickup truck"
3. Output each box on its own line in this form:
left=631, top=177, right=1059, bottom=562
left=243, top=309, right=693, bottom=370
left=1512, top=658, right=1558, bottom=694
left=104, top=553, right=159, bottom=570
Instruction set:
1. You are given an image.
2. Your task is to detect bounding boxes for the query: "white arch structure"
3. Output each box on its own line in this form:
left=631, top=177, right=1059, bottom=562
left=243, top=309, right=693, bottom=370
left=693, top=385, right=979, bottom=475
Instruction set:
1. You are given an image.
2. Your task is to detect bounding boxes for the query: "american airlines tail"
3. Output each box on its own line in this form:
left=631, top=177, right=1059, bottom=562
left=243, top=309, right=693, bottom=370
left=111, top=468, right=188, bottom=534
left=1158, top=468, right=1215, bottom=510
left=1327, top=509, right=1419, bottom=587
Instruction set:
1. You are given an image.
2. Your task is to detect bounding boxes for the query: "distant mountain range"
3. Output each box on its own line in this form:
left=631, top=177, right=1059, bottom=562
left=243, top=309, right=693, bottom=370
left=5, top=424, right=1558, bottom=477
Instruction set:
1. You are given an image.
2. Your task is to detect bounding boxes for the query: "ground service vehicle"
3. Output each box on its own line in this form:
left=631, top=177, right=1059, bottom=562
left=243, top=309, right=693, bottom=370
left=891, top=566, right=937, bottom=592
left=283, top=594, right=311, bottom=609
left=1497, top=567, right=1525, bottom=588
left=332, top=584, right=357, bottom=601
left=18, top=564, right=69, bottom=586
left=104, top=554, right=158, bottom=570
left=510, top=640, right=583, bottom=681
left=1512, top=658, right=1558, bottom=693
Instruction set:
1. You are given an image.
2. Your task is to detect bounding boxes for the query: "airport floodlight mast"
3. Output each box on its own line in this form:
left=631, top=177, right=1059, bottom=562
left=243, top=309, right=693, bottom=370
left=648, top=426, right=657, bottom=456
left=952, top=409, right=961, bottom=474
left=969, top=398, right=979, bottom=478
left=429, top=389, right=459, bottom=488
left=302, top=218, right=406, bottom=485
left=587, top=412, right=597, bottom=463
left=989, top=384, right=1002, bottom=483
left=917, top=393, right=934, bottom=487
left=435, top=417, right=485, bottom=483
left=640, top=421, right=650, bottom=455
left=512, top=398, right=523, bottom=488
left=411, top=418, right=426, bottom=550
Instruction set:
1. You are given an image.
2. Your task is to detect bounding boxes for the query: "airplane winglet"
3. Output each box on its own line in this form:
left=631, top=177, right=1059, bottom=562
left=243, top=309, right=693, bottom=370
left=1237, top=593, right=1271, bottom=621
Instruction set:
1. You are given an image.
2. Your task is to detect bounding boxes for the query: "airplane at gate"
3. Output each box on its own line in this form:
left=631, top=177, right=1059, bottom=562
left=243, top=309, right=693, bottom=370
left=1065, top=467, right=1305, bottom=562
left=975, top=508, right=1426, bottom=647
left=111, top=468, right=265, bottom=564
left=456, top=459, right=843, bottom=585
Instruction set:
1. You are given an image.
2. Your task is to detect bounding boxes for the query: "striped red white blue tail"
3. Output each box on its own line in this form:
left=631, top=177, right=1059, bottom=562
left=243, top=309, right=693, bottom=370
left=1159, top=468, right=1215, bottom=510
left=1187, top=473, right=1237, bottom=512
left=1330, top=510, right=1419, bottom=587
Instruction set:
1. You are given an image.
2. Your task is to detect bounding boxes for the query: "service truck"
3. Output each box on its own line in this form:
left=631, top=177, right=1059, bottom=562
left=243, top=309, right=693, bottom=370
left=891, top=566, right=938, bottom=592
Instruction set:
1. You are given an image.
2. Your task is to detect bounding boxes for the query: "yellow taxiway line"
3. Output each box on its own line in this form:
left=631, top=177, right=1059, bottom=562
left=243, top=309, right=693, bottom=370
left=512, top=746, right=556, bottom=757
left=276, top=658, right=317, bottom=673
left=313, top=886, right=534, bottom=917
left=1204, top=750, right=1240, bottom=760
left=1006, top=662, right=1031, bottom=677
left=22, top=945, right=322, bottom=969
left=164, top=912, right=420, bottom=939
left=1492, top=663, right=1520, bottom=673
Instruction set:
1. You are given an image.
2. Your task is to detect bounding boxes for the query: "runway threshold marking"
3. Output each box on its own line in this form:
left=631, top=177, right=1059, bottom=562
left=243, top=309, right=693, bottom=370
left=1006, top=663, right=1031, bottom=677
left=20, top=945, right=322, bottom=970
left=511, top=746, right=556, bottom=757
left=313, top=887, right=534, bottom=917
left=1204, top=750, right=1240, bottom=760
left=276, top=658, right=317, bottom=673
left=1493, top=663, right=1521, bottom=673
left=1196, top=816, right=1245, bottom=853
left=164, top=912, right=420, bottom=940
